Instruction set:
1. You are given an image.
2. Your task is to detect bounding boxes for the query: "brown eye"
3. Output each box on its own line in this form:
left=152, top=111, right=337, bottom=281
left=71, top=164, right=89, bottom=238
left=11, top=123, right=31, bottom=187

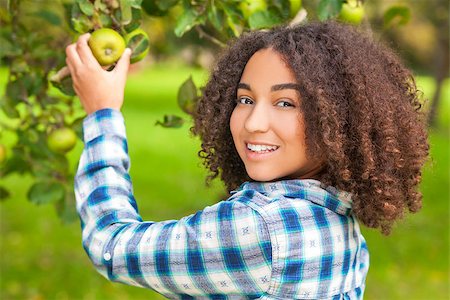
left=237, top=97, right=254, bottom=105
left=276, top=100, right=295, bottom=108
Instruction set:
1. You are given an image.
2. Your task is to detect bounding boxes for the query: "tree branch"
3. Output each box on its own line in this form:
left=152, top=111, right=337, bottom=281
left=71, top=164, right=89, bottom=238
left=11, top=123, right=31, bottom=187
left=195, top=26, right=226, bottom=48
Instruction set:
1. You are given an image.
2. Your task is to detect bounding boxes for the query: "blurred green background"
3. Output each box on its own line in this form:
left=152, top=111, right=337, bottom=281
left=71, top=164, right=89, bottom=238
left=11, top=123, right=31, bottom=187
left=1, top=0, right=449, bottom=298
left=0, top=64, right=449, bottom=299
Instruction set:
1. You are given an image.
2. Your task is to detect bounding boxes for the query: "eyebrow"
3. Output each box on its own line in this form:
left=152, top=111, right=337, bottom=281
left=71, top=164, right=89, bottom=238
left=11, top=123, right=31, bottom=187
left=237, top=82, right=300, bottom=92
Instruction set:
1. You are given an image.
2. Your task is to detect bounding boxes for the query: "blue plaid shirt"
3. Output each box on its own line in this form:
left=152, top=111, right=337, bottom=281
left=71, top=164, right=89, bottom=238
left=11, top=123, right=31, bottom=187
left=75, top=109, right=369, bottom=299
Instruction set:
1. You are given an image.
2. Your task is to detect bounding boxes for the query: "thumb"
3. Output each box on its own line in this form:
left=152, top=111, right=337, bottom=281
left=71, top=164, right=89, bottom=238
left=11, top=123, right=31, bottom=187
left=115, top=48, right=132, bottom=75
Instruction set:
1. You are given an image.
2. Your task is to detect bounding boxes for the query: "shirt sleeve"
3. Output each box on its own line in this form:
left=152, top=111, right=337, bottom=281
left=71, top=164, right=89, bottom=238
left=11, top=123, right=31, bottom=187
left=74, top=109, right=272, bottom=297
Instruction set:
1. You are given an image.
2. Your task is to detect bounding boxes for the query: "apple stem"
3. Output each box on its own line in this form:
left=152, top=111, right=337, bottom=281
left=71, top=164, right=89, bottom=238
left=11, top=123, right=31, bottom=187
left=49, top=66, right=71, bottom=83
left=105, top=49, right=112, bottom=55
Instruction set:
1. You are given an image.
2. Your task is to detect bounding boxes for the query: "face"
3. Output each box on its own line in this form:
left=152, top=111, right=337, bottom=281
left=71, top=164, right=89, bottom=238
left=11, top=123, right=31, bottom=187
left=230, top=48, right=323, bottom=182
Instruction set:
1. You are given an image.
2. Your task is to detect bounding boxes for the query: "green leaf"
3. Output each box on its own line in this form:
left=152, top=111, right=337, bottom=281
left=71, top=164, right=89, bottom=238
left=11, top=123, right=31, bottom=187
left=0, top=148, right=30, bottom=177
left=0, top=36, right=22, bottom=58
left=71, top=117, right=85, bottom=140
left=207, top=2, right=223, bottom=31
left=62, top=3, right=74, bottom=27
left=51, top=75, right=76, bottom=97
left=318, top=0, right=342, bottom=21
left=273, top=0, right=291, bottom=19
left=31, top=153, right=70, bottom=178
left=119, top=0, right=133, bottom=25
left=71, top=14, right=94, bottom=33
left=174, top=8, right=199, bottom=37
left=141, top=0, right=166, bottom=16
left=71, top=3, right=93, bottom=33
left=248, top=10, right=282, bottom=30
left=125, top=29, right=149, bottom=62
left=223, top=4, right=242, bottom=36
left=0, top=186, right=11, bottom=201
left=383, top=5, right=411, bottom=28
left=6, top=79, right=24, bottom=104
left=156, top=0, right=179, bottom=11
left=55, top=192, right=78, bottom=224
left=94, top=0, right=109, bottom=13
left=22, top=73, right=46, bottom=97
left=155, top=115, right=185, bottom=128
left=177, top=76, right=198, bottom=114
left=130, top=0, right=143, bottom=9
left=124, top=8, right=142, bottom=32
left=33, top=9, right=62, bottom=26
left=77, top=0, right=95, bottom=16
left=98, top=13, right=113, bottom=28
left=76, top=0, right=95, bottom=17
left=27, top=181, right=66, bottom=205
left=0, top=96, right=20, bottom=118
left=31, top=44, right=55, bottom=61
left=20, top=130, right=54, bottom=161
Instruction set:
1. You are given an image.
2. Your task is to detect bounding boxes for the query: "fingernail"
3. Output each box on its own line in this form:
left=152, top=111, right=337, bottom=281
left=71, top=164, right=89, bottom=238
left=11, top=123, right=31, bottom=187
left=126, top=48, right=132, bottom=55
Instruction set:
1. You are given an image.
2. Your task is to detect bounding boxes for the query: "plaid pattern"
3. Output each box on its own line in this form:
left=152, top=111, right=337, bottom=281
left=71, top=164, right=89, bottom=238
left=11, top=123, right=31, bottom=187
left=75, top=109, right=369, bottom=299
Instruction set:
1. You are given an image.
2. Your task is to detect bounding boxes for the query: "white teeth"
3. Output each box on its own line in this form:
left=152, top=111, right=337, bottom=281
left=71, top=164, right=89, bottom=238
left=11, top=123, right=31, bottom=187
left=247, top=143, right=278, bottom=152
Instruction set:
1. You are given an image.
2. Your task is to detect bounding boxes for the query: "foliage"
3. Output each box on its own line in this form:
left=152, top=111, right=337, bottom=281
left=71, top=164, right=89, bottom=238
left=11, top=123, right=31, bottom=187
left=0, top=0, right=412, bottom=221
left=0, top=70, right=448, bottom=299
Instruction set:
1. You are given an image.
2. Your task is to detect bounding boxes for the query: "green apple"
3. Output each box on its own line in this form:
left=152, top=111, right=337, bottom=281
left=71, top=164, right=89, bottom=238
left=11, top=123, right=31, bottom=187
left=0, top=144, right=6, bottom=164
left=125, top=28, right=150, bottom=64
left=289, top=0, right=302, bottom=17
left=240, top=0, right=267, bottom=19
left=338, top=1, right=365, bottom=25
left=47, top=128, right=77, bottom=153
left=88, top=28, right=126, bottom=66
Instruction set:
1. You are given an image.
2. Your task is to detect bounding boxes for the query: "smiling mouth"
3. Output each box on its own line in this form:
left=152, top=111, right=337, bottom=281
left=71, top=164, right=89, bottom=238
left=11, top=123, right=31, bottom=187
left=246, top=143, right=280, bottom=154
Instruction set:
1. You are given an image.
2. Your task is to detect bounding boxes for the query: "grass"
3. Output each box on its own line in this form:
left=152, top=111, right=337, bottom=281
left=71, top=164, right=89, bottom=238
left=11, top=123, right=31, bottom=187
left=0, top=64, right=448, bottom=299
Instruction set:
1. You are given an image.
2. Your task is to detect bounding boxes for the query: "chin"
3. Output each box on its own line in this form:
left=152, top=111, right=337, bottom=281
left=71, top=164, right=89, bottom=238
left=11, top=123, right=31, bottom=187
left=246, top=171, right=280, bottom=182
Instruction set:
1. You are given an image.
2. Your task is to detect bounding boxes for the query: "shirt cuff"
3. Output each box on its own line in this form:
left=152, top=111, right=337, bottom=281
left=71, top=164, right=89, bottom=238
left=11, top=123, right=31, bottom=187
left=82, top=108, right=126, bottom=143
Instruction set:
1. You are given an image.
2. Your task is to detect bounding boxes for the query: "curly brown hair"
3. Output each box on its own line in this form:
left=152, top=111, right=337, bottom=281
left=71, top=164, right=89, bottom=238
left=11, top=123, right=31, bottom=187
left=192, top=21, right=429, bottom=234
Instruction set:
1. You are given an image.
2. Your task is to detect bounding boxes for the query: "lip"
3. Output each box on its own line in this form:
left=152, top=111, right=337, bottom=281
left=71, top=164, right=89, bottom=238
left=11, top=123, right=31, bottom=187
left=245, top=141, right=279, bottom=147
left=244, top=141, right=280, bottom=161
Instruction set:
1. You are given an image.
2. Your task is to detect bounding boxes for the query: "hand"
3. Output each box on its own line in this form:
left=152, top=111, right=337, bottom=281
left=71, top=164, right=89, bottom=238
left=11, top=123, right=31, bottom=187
left=65, top=33, right=132, bottom=115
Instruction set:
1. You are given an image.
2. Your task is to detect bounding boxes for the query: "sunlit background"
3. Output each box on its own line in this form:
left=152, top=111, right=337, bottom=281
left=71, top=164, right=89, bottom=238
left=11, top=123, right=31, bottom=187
left=1, top=0, right=449, bottom=299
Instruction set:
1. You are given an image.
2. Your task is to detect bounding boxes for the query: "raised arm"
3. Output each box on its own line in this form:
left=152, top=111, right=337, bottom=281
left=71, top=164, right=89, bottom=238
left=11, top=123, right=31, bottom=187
left=69, top=35, right=273, bottom=298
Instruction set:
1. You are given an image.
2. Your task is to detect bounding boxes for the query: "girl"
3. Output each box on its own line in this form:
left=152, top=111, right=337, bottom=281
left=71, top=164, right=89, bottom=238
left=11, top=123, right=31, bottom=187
left=67, top=21, right=429, bottom=299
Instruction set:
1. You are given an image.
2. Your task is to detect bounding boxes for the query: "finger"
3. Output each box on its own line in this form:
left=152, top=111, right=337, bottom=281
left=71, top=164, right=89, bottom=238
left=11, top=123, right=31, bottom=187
left=114, top=48, right=132, bottom=77
left=76, top=33, right=100, bottom=66
left=65, top=58, right=74, bottom=78
left=65, top=43, right=82, bottom=67
left=64, top=59, right=79, bottom=95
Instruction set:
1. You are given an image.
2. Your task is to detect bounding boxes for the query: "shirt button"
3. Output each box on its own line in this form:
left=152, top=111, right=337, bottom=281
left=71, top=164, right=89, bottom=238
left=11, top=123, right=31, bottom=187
left=103, top=252, right=111, bottom=261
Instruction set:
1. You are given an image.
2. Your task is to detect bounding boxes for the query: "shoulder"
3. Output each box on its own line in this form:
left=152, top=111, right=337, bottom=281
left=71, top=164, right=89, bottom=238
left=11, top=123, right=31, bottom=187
left=229, top=179, right=353, bottom=223
left=225, top=180, right=360, bottom=258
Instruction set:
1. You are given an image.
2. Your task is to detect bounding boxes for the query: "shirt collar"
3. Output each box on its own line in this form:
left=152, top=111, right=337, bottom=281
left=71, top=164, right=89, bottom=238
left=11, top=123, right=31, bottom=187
left=232, top=179, right=353, bottom=216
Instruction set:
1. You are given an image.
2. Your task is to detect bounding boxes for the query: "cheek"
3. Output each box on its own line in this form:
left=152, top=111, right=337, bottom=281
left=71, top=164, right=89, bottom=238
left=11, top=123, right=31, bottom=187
left=296, top=126, right=307, bottom=148
left=294, top=115, right=307, bottom=143
left=280, top=116, right=307, bottom=152
left=229, top=109, right=241, bottom=140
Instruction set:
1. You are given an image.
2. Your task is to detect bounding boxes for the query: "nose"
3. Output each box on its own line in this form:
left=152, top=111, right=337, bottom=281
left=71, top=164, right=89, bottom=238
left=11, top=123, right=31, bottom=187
left=244, top=102, right=270, bottom=133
